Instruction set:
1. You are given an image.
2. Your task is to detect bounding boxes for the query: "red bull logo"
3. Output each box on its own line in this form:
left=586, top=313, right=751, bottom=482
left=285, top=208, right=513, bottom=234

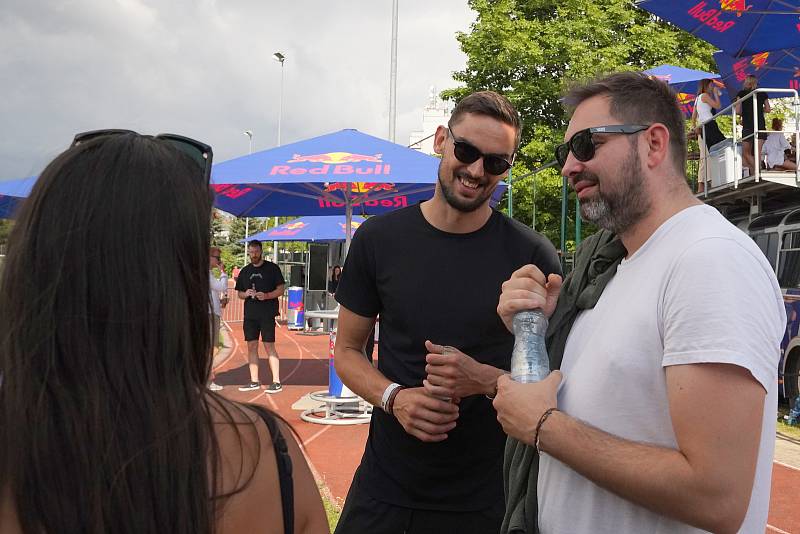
left=323, top=182, right=397, bottom=194
left=751, top=52, right=770, bottom=70
left=719, top=0, right=750, bottom=12
left=687, top=1, right=737, bottom=33
left=289, top=152, right=382, bottom=164
left=318, top=196, right=408, bottom=209
left=676, top=92, right=696, bottom=116
left=212, top=184, right=253, bottom=199
left=733, top=57, right=751, bottom=81
left=270, top=220, right=307, bottom=237
left=272, top=152, right=391, bottom=177
left=338, top=221, right=362, bottom=232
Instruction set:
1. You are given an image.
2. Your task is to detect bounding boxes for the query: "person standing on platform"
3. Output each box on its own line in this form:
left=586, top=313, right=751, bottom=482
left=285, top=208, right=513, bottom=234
left=332, top=91, right=561, bottom=534
left=208, top=246, right=227, bottom=391
left=235, top=240, right=285, bottom=394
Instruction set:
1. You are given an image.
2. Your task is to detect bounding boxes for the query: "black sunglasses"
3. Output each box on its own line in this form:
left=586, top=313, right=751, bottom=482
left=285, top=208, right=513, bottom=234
left=448, top=128, right=514, bottom=176
left=72, top=129, right=213, bottom=183
left=555, top=124, right=650, bottom=168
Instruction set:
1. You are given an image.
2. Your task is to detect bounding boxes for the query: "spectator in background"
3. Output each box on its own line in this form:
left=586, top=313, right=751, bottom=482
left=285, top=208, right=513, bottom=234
left=235, top=240, right=286, bottom=394
left=232, top=264, right=241, bottom=281
left=763, top=118, right=797, bottom=171
left=328, top=264, right=342, bottom=295
left=208, top=246, right=227, bottom=391
left=736, top=75, right=771, bottom=176
left=0, top=131, right=327, bottom=534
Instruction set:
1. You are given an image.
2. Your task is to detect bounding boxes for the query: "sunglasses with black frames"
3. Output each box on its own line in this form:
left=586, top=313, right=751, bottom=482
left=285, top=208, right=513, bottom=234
left=447, top=128, right=514, bottom=176
left=72, top=129, right=213, bottom=183
left=555, top=124, right=650, bottom=168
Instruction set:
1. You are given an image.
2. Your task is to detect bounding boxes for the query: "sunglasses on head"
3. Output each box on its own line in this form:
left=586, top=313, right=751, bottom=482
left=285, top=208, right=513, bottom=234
left=72, top=129, right=213, bottom=183
left=555, top=124, right=650, bottom=168
left=447, top=128, right=514, bottom=176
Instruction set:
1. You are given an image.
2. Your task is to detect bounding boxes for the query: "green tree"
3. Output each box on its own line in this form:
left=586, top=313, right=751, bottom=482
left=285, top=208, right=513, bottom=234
left=443, top=0, right=716, bottom=248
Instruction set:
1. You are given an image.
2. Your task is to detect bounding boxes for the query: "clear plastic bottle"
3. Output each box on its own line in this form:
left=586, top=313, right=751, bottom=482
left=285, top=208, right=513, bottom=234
left=510, top=309, right=551, bottom=383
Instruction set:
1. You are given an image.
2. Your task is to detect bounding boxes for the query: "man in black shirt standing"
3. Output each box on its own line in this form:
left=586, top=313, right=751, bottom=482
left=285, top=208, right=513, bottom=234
left=333, top=91, right=561, bottom=533
left=235, top=239, right=286, bottom=394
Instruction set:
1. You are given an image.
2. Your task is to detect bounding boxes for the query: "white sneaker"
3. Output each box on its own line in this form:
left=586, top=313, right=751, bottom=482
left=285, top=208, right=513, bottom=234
left=208, top=382, right=223, bottom=391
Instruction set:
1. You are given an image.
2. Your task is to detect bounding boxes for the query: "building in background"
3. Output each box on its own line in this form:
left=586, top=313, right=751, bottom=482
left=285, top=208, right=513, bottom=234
left=409, top=86, right=451, bottom=155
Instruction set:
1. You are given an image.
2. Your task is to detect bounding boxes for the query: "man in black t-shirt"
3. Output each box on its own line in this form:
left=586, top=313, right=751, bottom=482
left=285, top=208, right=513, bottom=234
left=333, top=92, right=561, bottom=534
left=234, top=240, right=286, bottom=394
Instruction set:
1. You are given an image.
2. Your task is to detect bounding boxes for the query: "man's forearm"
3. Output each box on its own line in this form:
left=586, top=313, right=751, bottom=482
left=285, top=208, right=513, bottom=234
left=538, top=412, right=742, bottom=533
left=334, top=346, right=391, bottom=406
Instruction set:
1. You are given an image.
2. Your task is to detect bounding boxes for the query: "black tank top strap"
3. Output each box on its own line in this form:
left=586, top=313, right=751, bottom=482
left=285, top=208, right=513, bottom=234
left=250, top=404, right=294, bottom=534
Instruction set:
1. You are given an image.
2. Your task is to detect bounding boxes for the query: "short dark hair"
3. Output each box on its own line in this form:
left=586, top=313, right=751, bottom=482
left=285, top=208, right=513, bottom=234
left=563, top=72, right=687, bottom=174
left=449, top=90, right=522, bottom=148
left=247, top=239, right=262, bottom=250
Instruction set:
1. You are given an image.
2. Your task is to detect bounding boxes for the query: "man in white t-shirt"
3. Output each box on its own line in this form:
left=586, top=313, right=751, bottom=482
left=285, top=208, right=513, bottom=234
left=494, top=72, right=785, bottom=534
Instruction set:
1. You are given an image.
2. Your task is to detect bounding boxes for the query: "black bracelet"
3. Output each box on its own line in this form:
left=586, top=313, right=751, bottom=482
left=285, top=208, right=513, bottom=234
left=386, top=386, right=406, bottom=416
left=534, top=407, right=559, bottom=454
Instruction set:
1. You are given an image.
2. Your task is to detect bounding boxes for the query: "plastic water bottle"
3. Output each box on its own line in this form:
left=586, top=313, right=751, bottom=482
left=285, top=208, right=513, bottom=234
left=510, top=310, right=551, bottom=383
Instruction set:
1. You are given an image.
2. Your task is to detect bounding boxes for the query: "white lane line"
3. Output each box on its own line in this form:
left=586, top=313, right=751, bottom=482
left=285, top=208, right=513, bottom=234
left=302, top=426, right=331, bottom=447
left=774, top=460, right=800, bottom=472
left=213, top=321, right=240, bottom=371
left=766, top=525, right=791, bottom=534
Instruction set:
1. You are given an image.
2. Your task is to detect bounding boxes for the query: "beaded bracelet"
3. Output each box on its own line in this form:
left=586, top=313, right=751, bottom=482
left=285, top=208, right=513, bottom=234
left=534, top=407, right=559, bottom=454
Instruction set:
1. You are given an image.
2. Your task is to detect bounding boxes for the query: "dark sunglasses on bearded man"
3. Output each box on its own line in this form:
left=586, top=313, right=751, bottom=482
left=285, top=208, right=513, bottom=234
left=555, top=124, right=650, bottom=168
left=447, top=128, right=515, bottom=176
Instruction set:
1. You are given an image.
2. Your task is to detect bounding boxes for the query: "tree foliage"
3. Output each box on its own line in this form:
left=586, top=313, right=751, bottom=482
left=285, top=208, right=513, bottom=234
left=443, top=0, right=716, bottom=249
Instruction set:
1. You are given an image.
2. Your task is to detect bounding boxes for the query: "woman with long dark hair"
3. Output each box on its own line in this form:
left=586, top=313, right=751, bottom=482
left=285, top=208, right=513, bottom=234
left=737, top=74, right=771, bottom=177
left=0, top=132, right=327, bottom=533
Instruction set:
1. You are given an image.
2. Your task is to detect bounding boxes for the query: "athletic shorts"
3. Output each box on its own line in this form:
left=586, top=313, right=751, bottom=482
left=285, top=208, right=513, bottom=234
left=243, top=316, right=276, bottom=342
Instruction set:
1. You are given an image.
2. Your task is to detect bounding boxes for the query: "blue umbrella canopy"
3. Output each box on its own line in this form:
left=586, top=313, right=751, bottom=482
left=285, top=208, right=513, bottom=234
left=714, top=47, right=800, bottom=99
left=241, top=216, right=367, bottom=242
left=211, top=128, right=506, bottom=217
left=643, top=64, right=730, bottom=116
left=0, top=176, right=37, bottom=219
left=638, top=0, right=800, bottom=57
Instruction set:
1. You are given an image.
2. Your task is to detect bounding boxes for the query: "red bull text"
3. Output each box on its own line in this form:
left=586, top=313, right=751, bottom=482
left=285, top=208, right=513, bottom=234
left=687, top=1, right=737, bottom=33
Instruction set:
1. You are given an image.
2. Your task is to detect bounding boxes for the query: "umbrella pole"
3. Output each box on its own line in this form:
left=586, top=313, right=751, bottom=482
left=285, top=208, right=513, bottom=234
left=345, top=186, right=353, bottom=259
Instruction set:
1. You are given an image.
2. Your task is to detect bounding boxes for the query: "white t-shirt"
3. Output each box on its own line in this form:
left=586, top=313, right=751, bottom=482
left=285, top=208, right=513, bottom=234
left=538, top=205, right=785, bottom=534
left=762, top=132, right=790, bottom=169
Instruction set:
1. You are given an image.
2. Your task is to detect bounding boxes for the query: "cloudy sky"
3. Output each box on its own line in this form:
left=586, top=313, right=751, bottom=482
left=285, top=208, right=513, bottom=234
left=0, top=0, right=476, bottom=181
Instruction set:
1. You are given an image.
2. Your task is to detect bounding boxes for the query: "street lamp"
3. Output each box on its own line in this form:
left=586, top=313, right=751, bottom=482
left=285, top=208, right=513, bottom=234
left=272, top=51, right=286, bottom=147
left=243, top=130, right=253, bottom=154
left=272, top=51, right=286, bottom=264
left=242, top=130, right=254, bottom=264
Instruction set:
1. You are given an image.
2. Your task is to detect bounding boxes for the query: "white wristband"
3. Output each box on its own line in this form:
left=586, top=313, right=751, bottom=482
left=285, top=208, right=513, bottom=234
left=381, top=383, right=402, bottom=413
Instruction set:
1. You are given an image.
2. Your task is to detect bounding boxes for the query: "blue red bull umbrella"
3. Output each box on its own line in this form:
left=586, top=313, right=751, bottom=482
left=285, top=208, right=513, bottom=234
left=714, top=47, right=800, bottom=100
left=0, top=176, right=37, bottom=219
left=637, top=0, right=800, bottom=57
left=211, top=128, right=507, bottom=253
left=212, top=128, right=505, bottom=217
left=643, top=64, right=730, bottom=116
left=240, top=215, right=367, bottom=242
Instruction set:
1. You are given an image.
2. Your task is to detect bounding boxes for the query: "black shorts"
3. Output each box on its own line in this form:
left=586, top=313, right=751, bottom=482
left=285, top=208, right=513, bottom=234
left=243, top=316, right=276, bottom=342
left=334, top=473, right=503, bottom=534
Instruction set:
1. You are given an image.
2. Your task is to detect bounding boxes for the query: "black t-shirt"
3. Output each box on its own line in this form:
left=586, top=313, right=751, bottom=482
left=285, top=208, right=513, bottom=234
left=737, top=90, right=768, bottom=135
left=335, top=204, right=561, bottom=511
left=234, top=260, right=285, bottom=319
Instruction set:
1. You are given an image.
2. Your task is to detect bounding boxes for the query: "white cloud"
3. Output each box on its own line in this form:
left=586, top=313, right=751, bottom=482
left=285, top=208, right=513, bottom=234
left=0, top=0, right=475, bottom=180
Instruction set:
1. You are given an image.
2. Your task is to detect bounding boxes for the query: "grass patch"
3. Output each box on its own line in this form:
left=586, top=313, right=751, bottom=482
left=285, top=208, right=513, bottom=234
left=320, top=485, right=341, bottom=532
left=777, top=405, right=800, bottom=440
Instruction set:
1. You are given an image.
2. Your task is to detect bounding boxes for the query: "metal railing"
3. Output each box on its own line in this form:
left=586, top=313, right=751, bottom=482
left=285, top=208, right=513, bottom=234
left=697, top=87, right=799, bottom=198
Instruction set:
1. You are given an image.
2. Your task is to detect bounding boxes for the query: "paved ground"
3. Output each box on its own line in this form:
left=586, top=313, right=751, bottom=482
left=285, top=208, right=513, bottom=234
left=214, top=294, right=800, bottom=532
